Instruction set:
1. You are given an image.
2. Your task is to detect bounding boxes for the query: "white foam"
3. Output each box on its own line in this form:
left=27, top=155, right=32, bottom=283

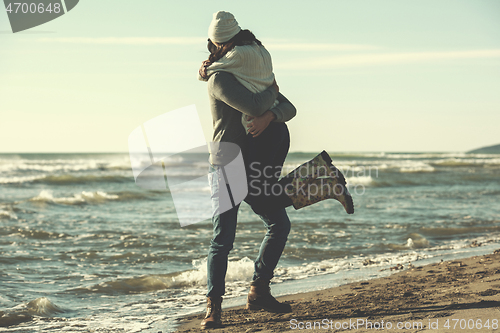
left=406, top=238, right=414, bottom=249
left=433, top=157, right=500, bottom=167
left=0, top=175, right=45, bottom=184
left=384, top=153, right=467, bottom=159
left=0, top=209, right=17, bottom=220
left=163, top=155, right=185, bottom=165
left=360, top=160, right=435, bottom=173
left=30, top=190, right=119, bottom=204
left=0, top=157, right=134, bottom=173
left=175, top=257, right=254, bottom=287
left=346, top=176, right=373, bottom=186
left=80, top=257, right=254, bottom=295
left=26, top=297, right=64, bottom=316
left=0, top=161, right=98, bottom=173
left=399, top=163, right=435, bottom=173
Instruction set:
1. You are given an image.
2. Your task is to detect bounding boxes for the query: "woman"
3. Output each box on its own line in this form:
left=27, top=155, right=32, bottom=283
left=199, top=11, right=354, bottom=329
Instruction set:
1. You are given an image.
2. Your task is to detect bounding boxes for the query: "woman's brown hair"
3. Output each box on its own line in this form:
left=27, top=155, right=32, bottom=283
left=207, top=29, right=262, bottom=63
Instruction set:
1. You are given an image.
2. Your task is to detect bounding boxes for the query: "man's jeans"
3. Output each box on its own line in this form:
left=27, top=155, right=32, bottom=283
left=206, top=164, right=291, bottom=297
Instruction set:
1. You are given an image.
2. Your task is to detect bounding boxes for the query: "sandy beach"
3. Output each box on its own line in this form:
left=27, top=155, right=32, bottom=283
left=176, top=250, right=500, bottom=332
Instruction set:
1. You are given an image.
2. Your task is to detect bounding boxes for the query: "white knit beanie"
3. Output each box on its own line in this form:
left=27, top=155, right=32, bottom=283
left=208, top=11, right=241, bottom=43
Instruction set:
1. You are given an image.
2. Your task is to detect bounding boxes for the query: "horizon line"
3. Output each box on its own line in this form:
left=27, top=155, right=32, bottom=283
left=0, top=150, right=482, bottom=154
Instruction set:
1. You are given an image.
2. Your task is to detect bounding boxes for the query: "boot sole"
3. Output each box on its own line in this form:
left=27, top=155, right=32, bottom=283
left=335, top=183, right=355, bottom=214
left=322, top=151, right=354, bottom=214
left=343, top=192, right=355, bottom=214
left=201, top=322, right=224, bottom=329
left=245, top=302, right=292, bottom=313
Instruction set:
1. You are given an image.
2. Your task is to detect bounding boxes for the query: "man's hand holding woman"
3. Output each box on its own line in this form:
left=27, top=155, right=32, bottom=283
left=246, top=110, right=276, bottom=138
left=245, top=79, right=279, bottom=137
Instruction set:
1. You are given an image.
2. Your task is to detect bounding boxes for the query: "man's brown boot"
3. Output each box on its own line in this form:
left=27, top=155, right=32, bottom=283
left=200, top=296, right=223, bottom=329
left=245, top=279, right=292, bottom=313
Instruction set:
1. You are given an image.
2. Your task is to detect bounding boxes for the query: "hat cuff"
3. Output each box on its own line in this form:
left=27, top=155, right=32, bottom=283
left=210, top=27, right=241, bottom=43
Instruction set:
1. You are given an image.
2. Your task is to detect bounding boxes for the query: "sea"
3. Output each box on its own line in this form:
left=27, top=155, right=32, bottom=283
left=1, top=152, right=499, bottom=332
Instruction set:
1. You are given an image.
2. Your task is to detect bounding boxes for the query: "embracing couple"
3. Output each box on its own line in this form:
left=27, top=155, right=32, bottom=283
left=198, top=11, right=354, bottom=329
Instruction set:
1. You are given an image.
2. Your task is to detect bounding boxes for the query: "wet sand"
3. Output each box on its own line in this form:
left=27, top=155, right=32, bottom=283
left=176, top=250, right=500, bottom=332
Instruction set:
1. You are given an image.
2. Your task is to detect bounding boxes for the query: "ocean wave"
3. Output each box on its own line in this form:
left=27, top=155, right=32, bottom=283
left=432, top=159, right=478, bottom=167
left=1, top=170, right=208, bottom=186
left=0, top=209, right=17, bottom=220
left=386, top=233, right=430, bottom=250
left=168, top=234, right=500, bottom=294
left=33, top=174, right=133, bottom=185
left=274, top=250, right=428, bottom=283
left=285, top=160, right=438, bottom=178
left=399, top=164, right=435, bottom=173
left=431, top=158, right=500, bottom=167
left=398, top=168, right=435, bottom=173
left=26, top=297, right=64, bottom=316
left=290, top=152, right=470, bottom=161
left=0, top=157, right=134, bottom=173
left=275, top=238, right=500, bottom=284
left=0, top=161, right=104, bottom=173
left=29, top=190, right=119, bottom=205
left=1, top=191, right=158, bottom=212
left=130, top=154, right=211, bottom=170
left=0, top=175, right=45, bottom=184
left=375, top=161, right=436, bottom=173
left=67, top=249, right=435, bottom=297
left=327, top=152, right=388, bottom=159
left=0, top=297, right=63, bottom=327
left=70, top=257, right=253, bottom=295
left=2, top=173, right=135, bottom=185
left=290, top=152, right=469, bottom=160
left=383, top=153, right=467, bottom=159
left=279, top=235, right=500, bottom=284
left=288, top=155, right=500, bottom=176
left=420, top=225, right=500, bottom=236
left=114, top=190, right=163, bottom=201
left=6, top=226, right=68, bottom=240
left=346, top=176, right=374, bottom=186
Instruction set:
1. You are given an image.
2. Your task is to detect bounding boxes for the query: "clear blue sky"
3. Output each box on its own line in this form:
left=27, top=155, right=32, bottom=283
left=1, top=0, right=499, bottom=153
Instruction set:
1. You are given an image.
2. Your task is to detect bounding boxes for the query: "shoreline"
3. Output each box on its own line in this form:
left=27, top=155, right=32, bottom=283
left=176, top=250, right=500, bottom=332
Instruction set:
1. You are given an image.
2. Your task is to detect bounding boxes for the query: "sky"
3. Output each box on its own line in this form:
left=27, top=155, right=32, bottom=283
left=1, top=0, right=499, bottom=153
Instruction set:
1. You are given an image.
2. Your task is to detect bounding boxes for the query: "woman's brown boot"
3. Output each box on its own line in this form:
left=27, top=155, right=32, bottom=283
left=245, top=279, right=292, bottom=313
left=200, top=296, right=223, bottom=329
